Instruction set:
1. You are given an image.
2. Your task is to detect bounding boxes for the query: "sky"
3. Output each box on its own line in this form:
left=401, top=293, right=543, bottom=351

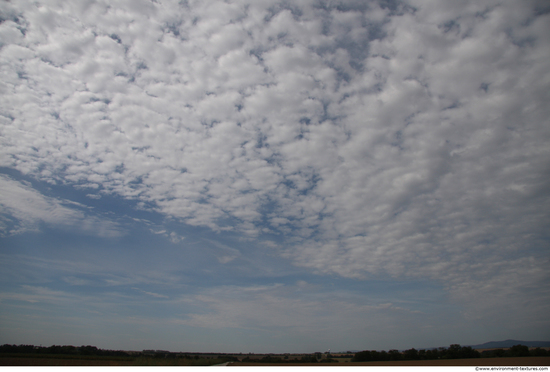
left=0, top=0, right=549, bottom=354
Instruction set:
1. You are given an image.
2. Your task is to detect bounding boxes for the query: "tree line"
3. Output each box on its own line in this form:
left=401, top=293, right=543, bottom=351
left=0, top=344, right=249, bottom=364
left=352, top=344, right=548, bottom=362
left=240, top=354, right=338, bottom=363
left=0, top=344, right=130, bottom=357
left=2, top=343, right=547, bottom=362
left=480, top=345, right=548, bottom=358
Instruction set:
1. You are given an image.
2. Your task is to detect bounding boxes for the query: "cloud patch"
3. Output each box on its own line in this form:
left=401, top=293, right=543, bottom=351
left=0, top=175, right=124, bottom=237
left=0, top=0, right=549, bottom=345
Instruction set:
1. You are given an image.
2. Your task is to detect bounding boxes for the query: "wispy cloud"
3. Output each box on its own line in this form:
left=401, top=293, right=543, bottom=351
left=0, top=175, right=124, bottom=237
left=132, top=287, right=169, bottom=299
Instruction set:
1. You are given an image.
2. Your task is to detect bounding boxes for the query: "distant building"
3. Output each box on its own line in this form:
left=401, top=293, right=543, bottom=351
left=143, top=350, right=170, bottom=355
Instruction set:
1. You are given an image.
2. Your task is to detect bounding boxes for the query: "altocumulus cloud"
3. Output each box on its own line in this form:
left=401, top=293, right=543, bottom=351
left=0, top=0, right=549, bottom=352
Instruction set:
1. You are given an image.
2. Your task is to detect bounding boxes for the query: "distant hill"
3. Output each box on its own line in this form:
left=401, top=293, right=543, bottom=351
left=468, top=340, right=550, bottom=349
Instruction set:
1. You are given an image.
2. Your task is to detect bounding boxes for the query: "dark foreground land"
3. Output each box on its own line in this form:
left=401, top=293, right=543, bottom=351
left=230, top=357, right=550, bottom=366
left=2, top=343, right=549, bottom=366
left=1, top=355, right=549, bottom=366
left=0, top=355, right=230, bottom=366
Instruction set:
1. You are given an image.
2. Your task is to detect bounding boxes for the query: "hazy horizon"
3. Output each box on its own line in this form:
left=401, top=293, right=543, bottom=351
left=5, top=338, right=550, bottom=354
left=1, top=0, right=549, bottom=354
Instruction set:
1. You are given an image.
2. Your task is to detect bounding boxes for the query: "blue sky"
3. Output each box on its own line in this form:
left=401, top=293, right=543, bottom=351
left=1, top=0, right=549, bottom=353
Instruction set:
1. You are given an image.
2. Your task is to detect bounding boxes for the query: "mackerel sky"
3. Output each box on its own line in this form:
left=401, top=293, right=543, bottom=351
left=1, top=0, right=549, bottom=353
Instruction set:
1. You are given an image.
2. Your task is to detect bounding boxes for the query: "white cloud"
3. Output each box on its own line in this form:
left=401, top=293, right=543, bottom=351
left=0, top=0, right=549, bottom=331
left=148, top=228, right=184, bottom=244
